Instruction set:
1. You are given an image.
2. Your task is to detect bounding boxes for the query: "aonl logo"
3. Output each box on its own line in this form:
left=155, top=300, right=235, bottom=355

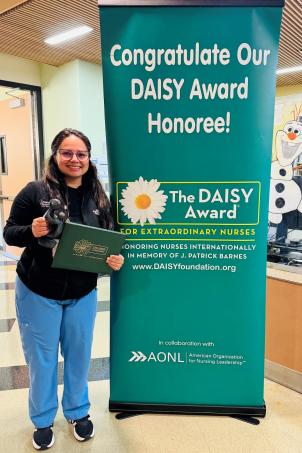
left=129, top=351, right=185, bottom=363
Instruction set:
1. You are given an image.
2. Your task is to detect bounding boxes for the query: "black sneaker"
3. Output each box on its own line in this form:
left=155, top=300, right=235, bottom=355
left=32, top=425, right=55, bottom=450
left=69, top=415, right=94, bottom=441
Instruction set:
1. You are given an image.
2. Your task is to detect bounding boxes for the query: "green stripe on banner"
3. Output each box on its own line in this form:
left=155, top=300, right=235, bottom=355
left=99, top=2, right=283, bottom=414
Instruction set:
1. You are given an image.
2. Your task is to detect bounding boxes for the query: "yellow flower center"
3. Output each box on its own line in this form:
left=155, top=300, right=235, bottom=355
left=135, top=193, right=151, bottom=209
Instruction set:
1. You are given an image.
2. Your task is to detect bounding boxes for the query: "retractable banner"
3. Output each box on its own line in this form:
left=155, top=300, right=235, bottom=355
left=99, top=0, right=284, bottom=416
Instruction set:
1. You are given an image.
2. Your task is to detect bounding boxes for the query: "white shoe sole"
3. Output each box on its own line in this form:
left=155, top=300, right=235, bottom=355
left=73, top=426, right=95, bottom=442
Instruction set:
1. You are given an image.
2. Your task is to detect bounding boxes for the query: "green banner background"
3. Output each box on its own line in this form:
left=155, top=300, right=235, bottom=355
left=100, top=4, right=282, bottom=409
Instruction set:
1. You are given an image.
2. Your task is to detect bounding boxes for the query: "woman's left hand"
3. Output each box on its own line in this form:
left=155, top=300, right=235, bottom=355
left=106, top=254, right=125, bottom=271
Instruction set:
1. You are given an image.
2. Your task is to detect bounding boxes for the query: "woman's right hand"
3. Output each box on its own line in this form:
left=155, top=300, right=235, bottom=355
left=31, top=217, right=50, bottom=238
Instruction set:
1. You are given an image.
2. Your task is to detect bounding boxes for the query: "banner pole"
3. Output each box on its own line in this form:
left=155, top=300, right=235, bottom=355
left=99, top=1, right=284, bottom=6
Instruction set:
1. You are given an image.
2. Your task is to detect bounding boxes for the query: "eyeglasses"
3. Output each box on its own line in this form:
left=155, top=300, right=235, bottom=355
left=58, top=149, right=90, bottom=161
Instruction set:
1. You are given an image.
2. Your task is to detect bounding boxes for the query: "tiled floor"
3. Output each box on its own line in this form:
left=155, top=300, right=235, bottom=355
left=1, top=254, right=302, bottom=452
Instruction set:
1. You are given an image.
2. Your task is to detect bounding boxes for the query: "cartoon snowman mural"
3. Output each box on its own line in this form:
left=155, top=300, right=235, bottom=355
left=269, top=111, right=302, bottom=225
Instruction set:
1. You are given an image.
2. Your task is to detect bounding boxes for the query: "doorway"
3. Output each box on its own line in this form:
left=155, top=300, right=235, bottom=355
left=0, top=80, right=44, bottom=259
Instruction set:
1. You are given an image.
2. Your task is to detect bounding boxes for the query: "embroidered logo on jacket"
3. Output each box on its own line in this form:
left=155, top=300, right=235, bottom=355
left=93, top=209, right=100, bottom=215
left=40, top=200, right=50, bottom=208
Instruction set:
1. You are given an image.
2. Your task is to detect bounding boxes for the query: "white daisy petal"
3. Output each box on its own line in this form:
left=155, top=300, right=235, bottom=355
left=152, top=181, right=161, bottom=191
left=120, top=177, right=167, bottom=225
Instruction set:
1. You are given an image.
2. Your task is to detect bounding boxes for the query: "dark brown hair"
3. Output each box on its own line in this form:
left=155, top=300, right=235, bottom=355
left=43, top=128, right=113, bottom=229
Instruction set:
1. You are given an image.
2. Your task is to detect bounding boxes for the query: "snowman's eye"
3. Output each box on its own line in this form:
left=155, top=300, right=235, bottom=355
left=288, top=127, right=293, bottom=132
left=294, top=129, right=299, bottom=134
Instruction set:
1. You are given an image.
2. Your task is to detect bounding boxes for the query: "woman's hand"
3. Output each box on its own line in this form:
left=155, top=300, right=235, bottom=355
left=106, top=254, right=124, bottom=271
left=32, top=217, right=50, bottom=238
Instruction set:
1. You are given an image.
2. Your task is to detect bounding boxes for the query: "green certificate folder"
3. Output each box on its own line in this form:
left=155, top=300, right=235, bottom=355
left=51, top=221, right=126, bottom=274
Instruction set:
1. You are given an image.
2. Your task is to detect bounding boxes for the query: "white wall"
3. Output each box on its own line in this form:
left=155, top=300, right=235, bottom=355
left=40, top=61, right=81, bottom=156
left=0, top=52, right=41, bottom=86
left=78, top=60, right=106, bottom=159
left=0, top=52, right=106, bottom=159
left=41, top=59, right=106, bottom=158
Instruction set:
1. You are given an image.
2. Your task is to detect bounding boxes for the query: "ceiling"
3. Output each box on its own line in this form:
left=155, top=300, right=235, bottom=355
left=0, top=0, right=101, bottom=66
left=0, top=0, right=27, bottom=14
left=0, top=0, right=301, bottom=86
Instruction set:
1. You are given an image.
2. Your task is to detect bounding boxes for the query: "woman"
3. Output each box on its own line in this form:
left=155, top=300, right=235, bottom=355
left=3, top=128, right=124, bottom=450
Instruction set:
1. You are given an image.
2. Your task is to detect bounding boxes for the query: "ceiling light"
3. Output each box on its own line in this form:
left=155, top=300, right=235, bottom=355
left=44, top=26, right=93, bottom=45
left=276, top=65, right=302, bottom=75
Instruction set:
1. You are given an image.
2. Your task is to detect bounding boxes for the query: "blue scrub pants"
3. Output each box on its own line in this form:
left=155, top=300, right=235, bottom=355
left=15, top=276, right=97, bottom=428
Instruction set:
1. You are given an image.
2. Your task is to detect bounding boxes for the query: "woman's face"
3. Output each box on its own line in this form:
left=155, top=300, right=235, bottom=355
left=55, top=135, right=90, bottom=184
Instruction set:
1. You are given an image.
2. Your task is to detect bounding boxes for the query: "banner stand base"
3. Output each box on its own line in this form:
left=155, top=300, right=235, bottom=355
left=114, top=412, right=261, bottom=425
left=229, top=415, right=260, bottom=425
left=109, top=401, right=266, bottom=421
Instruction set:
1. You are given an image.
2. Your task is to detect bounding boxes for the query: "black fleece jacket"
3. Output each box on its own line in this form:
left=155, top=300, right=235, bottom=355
left=3, top=181, right=113, bottom=300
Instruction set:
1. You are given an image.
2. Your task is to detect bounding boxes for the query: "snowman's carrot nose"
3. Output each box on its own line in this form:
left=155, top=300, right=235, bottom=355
left=288, top=132, right=297, bottom=140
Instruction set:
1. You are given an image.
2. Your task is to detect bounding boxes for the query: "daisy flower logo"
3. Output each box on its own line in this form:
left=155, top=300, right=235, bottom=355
left=120, top=177, right=168, bottom=226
